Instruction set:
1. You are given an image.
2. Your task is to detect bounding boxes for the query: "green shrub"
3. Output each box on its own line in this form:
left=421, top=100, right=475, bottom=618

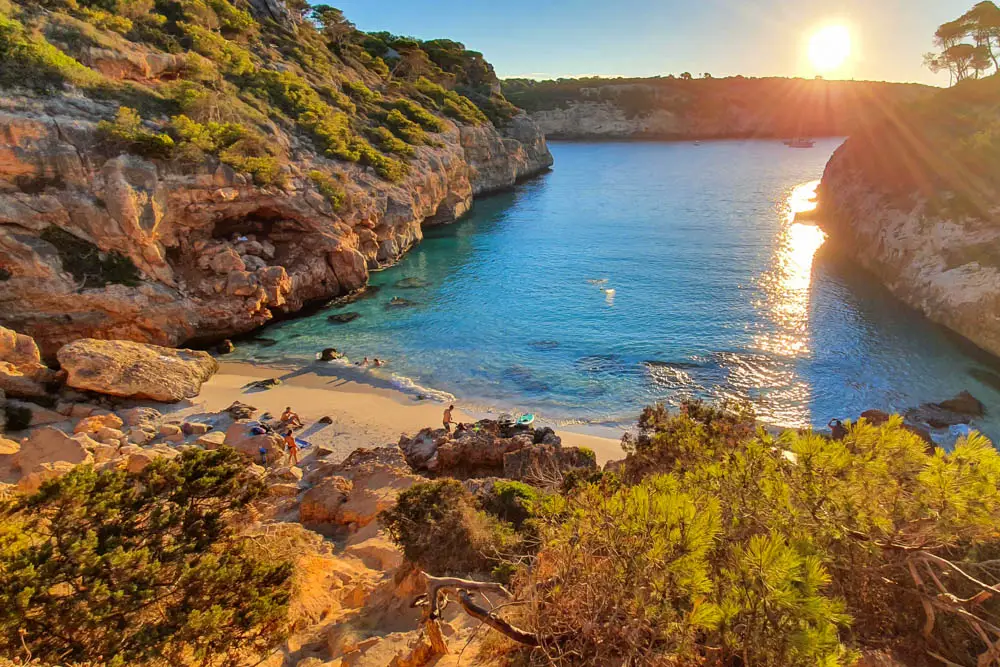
left=179, top=21, right=255, bottom=75
left=0, top=448, right=292, bottom=664
left=219, top=136, right=283, bottom=186
left=383, top=108, right=427, bottom=144
left=367, top=126, right=414, bottom=157
left=0, top=13, right=103, bottom=90
left=381, top=480, right=517, bottom=575
left=385, top=97, right=446, bottom=132
left=97, top=106, right=175, bottom=158
left=505, top=411, right=1000, bottom=666
left=78, top=7, right=133, bottom=34
left=483, top=480, right=538, bottom=528
left=40, top=225, right=142, bottom=288
left=307, top=169, right=346, bottom=210
left=413, top=76, right=486, bottom=125
left=343, top=78, right=380, bottom=103
left=355, top=140, right=407, bottom=181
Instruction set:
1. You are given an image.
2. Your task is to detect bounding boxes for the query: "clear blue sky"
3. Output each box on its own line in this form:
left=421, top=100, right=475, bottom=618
left=332, top=0, right=970, bottom=85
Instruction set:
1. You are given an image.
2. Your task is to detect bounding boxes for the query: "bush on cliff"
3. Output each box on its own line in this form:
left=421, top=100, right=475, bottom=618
left=0, top=448, right=292, bottom=666
left=381, top=479, right=520, bottom=576
left=40, top=225, right=142, bottom=288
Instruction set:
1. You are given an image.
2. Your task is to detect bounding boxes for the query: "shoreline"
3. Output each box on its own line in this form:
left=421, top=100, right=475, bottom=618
left=168, top=360, right=627, bottom=466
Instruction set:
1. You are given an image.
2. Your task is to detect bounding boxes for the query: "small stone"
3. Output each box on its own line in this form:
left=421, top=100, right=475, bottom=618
left=268, top=482, right=300, bottom=497
left=217, top=339, right=235, bottom=354
left=319, top=416, right=333, bottom=424
left=95, top=427, right=126, bottom=444
left=128, top=427, right=154, bottom=446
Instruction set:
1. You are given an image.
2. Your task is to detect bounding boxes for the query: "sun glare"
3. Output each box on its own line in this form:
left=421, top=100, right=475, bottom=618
left=808, top=25, right=851, bottom=74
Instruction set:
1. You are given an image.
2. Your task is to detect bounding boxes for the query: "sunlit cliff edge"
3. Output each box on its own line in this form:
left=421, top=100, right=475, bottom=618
left=0, top=0, right=552, bottom=355
left=818, top=75, right=1000, bottom=358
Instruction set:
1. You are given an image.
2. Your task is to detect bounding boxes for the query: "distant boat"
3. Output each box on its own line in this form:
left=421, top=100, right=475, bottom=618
left=784, top=138, right=816, bottom=148
left=693, top=140, right=702, bottom=146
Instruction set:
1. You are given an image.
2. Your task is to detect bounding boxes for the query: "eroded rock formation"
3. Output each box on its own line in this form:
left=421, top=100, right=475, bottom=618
left=819, top=136, right=1000, bottom=358
left=0, top=95, right=551, bottom=355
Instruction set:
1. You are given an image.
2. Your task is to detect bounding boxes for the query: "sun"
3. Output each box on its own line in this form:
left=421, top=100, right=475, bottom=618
left=808, top=25, right=851, bottom=74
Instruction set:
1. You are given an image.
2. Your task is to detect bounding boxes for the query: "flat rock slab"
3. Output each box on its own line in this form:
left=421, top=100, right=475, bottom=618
left=57, top=339, right=218, bottom=402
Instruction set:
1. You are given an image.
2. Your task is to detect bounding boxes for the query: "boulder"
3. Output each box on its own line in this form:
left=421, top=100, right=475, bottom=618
left=74, top=413, right=125, bottom=435
left=225, top=401, right=257, bottom=420
left=159, top=423, right=182, bottom=437
left=95, top=427, right=127, bottom=444
left=0, top=327, right=58, bottom=399
left=196, top=431, right=227, bottom=449
left=17, top=461, right=75, bottom=494
left=270, top=465, right=303, bottom=482
left=938, top=391, right=985, bottom=417
left=126, top=446, right=178, bottom=473
left=118, top=406, right=163, bottom=428
left=127, top=427, right=155, bottom=445
left=182, top=421, right=212, bottom=435
left=300, top=476, right=353, bottom=527
left=57, top=339, right=218, bottom=402
left=268, top=482, right=301, bottom=497
left=223, top=421, right=283, bottom=462
left=15, top=427, right=93, bottom=474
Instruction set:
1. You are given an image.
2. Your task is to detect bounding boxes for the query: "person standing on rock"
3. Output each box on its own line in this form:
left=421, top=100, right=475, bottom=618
left=284, top=430, right=299, bottom=465
left=258, top=444, right=268, bottom=467
left=443, top=405, right=456, bottom=433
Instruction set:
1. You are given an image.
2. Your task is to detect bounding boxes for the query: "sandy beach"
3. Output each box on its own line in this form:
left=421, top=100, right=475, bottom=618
left=169, top=361, right=627, bottom=465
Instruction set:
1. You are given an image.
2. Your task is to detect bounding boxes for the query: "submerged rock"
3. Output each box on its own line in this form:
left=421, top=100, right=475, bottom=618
left=528, top=340, right=560, bottom=351
left=385, top=296, right=418, bottom=309
left=327, top=312, right=361, bottom=324
left=393, top=277, right=431, bottom=289
left=57, top=339, right=218, bottom=402
left=319, top=348, right=343, bottom=361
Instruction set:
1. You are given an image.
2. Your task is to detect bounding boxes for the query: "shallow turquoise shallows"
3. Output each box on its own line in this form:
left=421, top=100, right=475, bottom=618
left=233, top=139, right=1000, bottom=438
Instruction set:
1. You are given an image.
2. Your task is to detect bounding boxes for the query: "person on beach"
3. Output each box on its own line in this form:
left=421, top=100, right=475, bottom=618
left=443, top=404, right=456, bottom=433
left=258, top=445, right=268, bottom=467
left=284, top=430, right=299, bottom=465
left=373, top=358, right=387, bottom=367
left=280, top=406, right=302, bottom=428
left=355, top=356, right=370, bottom=367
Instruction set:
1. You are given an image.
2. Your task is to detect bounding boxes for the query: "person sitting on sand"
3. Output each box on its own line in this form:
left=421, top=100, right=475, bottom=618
left=280, top=407, right=302, bottom=428
left=443, top=404, right=456, bottom=433
left=284, top=430, right=299, bottom=465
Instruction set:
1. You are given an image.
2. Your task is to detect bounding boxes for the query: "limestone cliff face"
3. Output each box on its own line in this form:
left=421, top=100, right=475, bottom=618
left=818, top=139, right=1000, bottom=357
left=508, top=79, right=933, bottom=140
left=0, top=94, right=551, bottom=355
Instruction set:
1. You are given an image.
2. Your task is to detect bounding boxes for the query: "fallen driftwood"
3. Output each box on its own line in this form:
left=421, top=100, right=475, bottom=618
left=413, top=572, right=540, bottom=648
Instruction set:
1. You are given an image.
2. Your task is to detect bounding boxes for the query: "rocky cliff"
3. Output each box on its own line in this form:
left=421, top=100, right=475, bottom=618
left=818, top=77, right=1000, bottom=357
left=503, top=77, right=933, bottom=140
left=0, top=1, right=552, bottom=356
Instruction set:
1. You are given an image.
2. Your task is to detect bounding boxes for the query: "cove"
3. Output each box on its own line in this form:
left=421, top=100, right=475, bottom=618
left=232, top=139, right=1000, bottom=438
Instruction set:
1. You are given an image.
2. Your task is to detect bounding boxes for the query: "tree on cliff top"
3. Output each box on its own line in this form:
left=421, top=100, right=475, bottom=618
left=0, top=448, right=292, bottom=666
left=925, top=2, right=1000, bottom=84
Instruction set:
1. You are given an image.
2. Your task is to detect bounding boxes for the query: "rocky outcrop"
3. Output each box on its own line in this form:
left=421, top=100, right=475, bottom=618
left=57, top=339, right=218, bottom=401
left=819, top=139, right=1000, bottom=358
left=0, top=325, right=59, bottom=398
left=399, top=420, right=595, bottom=479
left=0, top=96, right=551, bottom=355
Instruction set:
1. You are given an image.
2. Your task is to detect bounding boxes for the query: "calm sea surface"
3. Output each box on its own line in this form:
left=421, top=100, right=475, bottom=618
left=233, top=140, right=1000, bottom=438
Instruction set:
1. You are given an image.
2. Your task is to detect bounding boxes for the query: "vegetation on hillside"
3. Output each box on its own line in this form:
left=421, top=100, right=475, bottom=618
left=387, top=401, right=1000, bottom=666
left=0, top=0, right=523, bottom=187
left=0, top=448, right=292, bottom=666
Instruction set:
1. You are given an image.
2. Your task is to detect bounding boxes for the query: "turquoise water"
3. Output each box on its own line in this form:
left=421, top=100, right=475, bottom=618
left=234, top=139, right=1000, bottom=437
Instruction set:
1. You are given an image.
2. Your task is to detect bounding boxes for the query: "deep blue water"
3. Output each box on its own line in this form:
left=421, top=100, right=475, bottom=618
left=234, top=140, right=1000, bottom=437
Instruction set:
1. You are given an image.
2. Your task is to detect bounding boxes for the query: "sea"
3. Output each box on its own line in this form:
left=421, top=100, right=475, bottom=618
left=231, top=139, right=1000, bottom=440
